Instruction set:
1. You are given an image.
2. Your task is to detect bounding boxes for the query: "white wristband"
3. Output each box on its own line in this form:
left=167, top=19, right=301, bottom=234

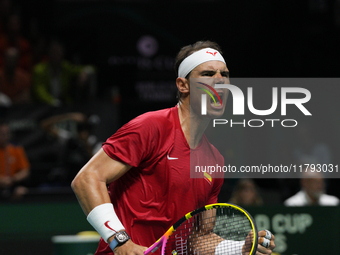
left=215, top=240, right=244, bottom=255
left=87, top=203, right=125, bottom=243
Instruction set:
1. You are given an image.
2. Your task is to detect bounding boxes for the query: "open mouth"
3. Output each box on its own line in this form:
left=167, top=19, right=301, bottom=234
left=195, top=82, right=225, bottom=109
left=210, top=92, right=224, bottom=107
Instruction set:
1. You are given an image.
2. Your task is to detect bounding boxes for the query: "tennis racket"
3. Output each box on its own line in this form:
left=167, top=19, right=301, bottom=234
left=144, top=203, right=258, bottom=255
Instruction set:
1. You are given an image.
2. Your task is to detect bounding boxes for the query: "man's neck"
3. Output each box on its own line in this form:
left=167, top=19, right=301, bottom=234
left=303, top=190, right=319, bottom=205
left=177, top=101, right=210, bottom=149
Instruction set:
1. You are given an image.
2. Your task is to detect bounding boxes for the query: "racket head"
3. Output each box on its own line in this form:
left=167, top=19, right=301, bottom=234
left=145, top=203, right=258, bottom=255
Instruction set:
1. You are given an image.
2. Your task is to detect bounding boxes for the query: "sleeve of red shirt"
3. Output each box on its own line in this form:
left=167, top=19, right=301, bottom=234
left=207, top=178, right=224, bottom=204
left=102, top=114, right=158, bottom=168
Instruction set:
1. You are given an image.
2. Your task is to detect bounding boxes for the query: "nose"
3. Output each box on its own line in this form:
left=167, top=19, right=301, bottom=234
left=213, top=70, right=223, bottom=78
left=213, top=71, right=225, bottom=84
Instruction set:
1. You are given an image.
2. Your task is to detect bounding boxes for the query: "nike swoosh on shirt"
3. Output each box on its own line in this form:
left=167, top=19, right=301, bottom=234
left=167, top=154, right=178, bottom=160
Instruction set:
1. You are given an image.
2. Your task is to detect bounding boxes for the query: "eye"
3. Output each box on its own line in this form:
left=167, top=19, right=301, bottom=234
left=221, top=71, right=229, bottom=77
left=201, top=71, right=215, bottom=77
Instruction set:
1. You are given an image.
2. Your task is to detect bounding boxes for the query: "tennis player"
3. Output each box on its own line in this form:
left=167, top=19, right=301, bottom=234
left=72, top=41, right=275, bottom=255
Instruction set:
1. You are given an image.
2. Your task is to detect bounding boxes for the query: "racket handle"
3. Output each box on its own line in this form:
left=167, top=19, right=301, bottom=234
left=144, top=239, right=163, bottom=255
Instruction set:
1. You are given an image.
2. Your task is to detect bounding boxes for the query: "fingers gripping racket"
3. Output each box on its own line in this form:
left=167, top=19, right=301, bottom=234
left=144, top=203, right=258, bottom=255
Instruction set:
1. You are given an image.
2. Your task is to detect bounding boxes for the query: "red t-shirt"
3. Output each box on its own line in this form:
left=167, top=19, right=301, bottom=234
left=97, top=105, right=224, bottom=254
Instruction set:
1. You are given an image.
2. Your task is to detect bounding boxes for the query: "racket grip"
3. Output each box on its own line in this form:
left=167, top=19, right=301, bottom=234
left=144, top=239, right=163, bottom=255
left=144, top=246, right=155, bottom=255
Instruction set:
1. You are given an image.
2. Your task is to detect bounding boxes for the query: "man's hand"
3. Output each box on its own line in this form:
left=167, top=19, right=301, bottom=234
left=242, top=230, right=254, bottom=255
left=113, top=240, right=148, bottom=255
left=257, top=230, right=275, bottom=255
left=242, top=230, right=275, bottom=255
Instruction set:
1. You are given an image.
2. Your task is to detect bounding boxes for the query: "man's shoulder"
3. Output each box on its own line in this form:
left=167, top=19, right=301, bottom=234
left=137, top=107, right=175, bottom=119
left=130, top=107, right=176, bottom=128
left=320, top=194, right=340, bottom=205
left=113, top=106, right=177, bottom=142
left=284, top=190, right=306, bottom=206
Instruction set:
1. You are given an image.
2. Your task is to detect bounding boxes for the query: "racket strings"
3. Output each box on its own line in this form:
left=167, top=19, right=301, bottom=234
left=164, top=207, right=254, bottom=255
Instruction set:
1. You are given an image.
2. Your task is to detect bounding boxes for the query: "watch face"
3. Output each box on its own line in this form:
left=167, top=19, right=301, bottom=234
left=116, top=232, right=129, bottom=243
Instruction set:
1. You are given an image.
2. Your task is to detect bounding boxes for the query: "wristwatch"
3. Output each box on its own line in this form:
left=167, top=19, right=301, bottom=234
left=109, top=230, right=130, bottom=251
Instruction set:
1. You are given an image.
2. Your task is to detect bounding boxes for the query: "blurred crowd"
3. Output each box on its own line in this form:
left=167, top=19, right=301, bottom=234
left=0, top=0, right=338, bottom=207
left=0, top=0, right=100, bottom=201
left=0, top=0, right=96, bottom=107
left=226, top=121, right=339, bottom=207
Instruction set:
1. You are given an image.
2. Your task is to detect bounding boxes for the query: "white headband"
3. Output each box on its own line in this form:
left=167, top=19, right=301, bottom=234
left=178, top=47, right=226, bottom=78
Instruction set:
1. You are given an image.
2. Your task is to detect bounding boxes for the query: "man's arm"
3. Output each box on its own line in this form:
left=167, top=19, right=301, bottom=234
left=71, top=148, right=130, bottom=214
left=71, top=148, right=147, bottom=254
left=187, top=209, right=223, bottom=255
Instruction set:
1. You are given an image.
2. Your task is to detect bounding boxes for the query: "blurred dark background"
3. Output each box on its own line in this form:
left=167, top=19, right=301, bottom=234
left=0, top=0, right=340, bottom=254
left=0, top=0, right=339, bottom=205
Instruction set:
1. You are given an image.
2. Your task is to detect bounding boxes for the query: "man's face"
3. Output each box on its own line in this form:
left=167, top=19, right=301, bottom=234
left=239, top=183, right=257, bottom=205
left=189, top=60, right=229, bottom=119
left=302, top=177, right=325, bottom=200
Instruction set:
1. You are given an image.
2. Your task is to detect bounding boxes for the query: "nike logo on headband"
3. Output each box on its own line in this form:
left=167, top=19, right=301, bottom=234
left=178, top=48, right=226, bottom=78
left=206, top=51, right=217, bottom=56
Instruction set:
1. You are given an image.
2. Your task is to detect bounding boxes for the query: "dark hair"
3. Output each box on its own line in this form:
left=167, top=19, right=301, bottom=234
left=229, top=179, right=263, bottom=206
left=174, top=40, right=223, bottom=101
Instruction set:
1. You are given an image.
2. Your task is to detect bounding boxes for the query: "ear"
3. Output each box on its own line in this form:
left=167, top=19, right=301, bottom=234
left=176, top=77, right=190, bottom=95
